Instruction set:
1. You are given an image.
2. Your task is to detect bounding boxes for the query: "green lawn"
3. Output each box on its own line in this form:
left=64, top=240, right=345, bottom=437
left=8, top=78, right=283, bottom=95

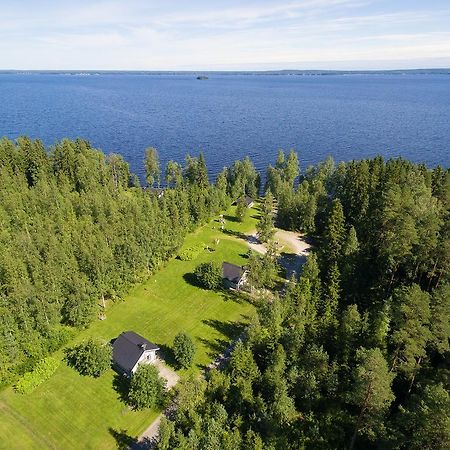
left=0, top=205, right=259, bottom=450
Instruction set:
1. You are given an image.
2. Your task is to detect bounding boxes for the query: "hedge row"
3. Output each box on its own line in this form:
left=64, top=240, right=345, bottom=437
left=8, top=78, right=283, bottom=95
left=14, top=357, right=60, bottom=394
left=177, top=244, right=205, bottom=261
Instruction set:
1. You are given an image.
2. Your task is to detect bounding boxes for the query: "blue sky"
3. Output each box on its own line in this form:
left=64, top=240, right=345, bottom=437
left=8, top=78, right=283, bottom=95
left=2, top=0, right=450, bottom=70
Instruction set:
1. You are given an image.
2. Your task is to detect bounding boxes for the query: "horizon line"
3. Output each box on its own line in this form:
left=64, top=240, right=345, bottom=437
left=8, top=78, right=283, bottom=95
left=1, top=67, right=449, bottom=73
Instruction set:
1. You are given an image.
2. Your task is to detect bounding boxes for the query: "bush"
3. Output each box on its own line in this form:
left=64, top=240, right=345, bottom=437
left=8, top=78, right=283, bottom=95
left=173, top=332, right=195, bottom=369
left=128, top=364, right=166, bottom=410
left=14, top=357, right=60, bottom=394
left=66, top=338, right=112, bottom=377
left=178, top=244, right=203, bottom=261
left=194, top=262, right=223, bottom=290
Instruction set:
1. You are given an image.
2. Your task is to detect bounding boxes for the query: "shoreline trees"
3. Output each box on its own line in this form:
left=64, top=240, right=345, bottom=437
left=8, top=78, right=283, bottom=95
left=155, top=153, right=450, bottom=449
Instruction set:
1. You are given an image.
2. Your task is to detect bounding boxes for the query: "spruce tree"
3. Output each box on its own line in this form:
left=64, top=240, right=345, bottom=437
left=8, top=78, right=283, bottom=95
left=144, top=147, right=161, bottom=187
left=349, top=347, right=394, bottom=450
left=257, top=191, right=275, bottom=243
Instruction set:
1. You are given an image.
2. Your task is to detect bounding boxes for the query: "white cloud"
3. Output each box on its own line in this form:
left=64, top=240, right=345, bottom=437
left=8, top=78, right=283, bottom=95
left=1, top=0, right=449, bottom=69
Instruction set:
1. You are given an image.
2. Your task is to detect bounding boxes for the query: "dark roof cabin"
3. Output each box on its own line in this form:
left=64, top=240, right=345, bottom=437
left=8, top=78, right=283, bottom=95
left=244, top=196, right=254, bottom=207
left=149, top=188, right=164, bottom=198
left=222, top=262, right=247, bottom=289
left=112, top=331, right=159, bottom=375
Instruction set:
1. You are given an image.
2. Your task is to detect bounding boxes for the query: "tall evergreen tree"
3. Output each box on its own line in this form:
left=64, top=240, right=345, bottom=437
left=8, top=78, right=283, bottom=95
left=144, top=147, right=161, bottom=187
left=349, top=348, right=394, bottom=450
left=257, top=191, right=275, bottom=243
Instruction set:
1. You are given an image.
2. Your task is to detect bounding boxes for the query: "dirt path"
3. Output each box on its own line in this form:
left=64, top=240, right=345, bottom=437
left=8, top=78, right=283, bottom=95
left=135, top=333, right=244, bottom=448
left=247, top=229, right=311, bottom=255
left=134, top=228, right=311, bottom=448
left=134, top=359, right=179, bottom=448
left=154, top=359, right=179, bottom=389
left=207, top=332, right=245, bottom=371
left=274, top=229, right=312, bottom=256
left=247, top=229, right=311, bottom=278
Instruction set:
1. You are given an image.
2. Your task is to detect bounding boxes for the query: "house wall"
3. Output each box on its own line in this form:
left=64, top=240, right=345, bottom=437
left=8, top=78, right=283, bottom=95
left=223, top=278, right=238, bottom=290
left=131, top=349, right=158, bottom=374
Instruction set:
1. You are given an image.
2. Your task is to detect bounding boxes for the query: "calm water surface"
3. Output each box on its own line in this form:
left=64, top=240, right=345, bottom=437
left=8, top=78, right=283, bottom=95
left=0, top=73, right=449, bottom=178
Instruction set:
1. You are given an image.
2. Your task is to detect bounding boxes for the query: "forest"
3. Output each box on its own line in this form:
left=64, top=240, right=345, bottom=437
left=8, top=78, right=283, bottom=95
left=0, top=139, right=448, bottom=449
left=156, top=151, right=450, bottom=449
left=0, top=137, right=259, bottom=386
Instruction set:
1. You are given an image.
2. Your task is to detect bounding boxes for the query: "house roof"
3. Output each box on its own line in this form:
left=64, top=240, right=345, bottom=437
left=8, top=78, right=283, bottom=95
left=222, top=262, right=245, bottom=283
left=244, top=196, right=254, bottom=206
left=112, top=331, right=159, bottom=373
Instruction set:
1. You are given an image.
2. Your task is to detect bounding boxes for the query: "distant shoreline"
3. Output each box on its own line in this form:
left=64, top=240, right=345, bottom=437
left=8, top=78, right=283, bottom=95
left=0, top=68, right=449, bottom=76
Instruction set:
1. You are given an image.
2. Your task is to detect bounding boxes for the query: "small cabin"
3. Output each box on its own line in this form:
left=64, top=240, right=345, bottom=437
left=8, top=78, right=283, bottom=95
left=244, top=196, right=254, bottom=208
left=112, top=331, right=159, bottom=376
left=222, top=262, right=248, bottom=290
left=149, top=188, right=165, bottom=199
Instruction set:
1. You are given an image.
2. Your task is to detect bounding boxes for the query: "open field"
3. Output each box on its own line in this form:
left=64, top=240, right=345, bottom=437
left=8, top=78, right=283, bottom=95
left=0, top=205, right=259, bottom=450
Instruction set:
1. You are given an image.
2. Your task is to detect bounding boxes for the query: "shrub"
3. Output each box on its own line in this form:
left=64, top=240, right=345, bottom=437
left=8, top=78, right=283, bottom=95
left=173, top=332, right=195, bottom=369
left=178, top=244, right=203, bottom=261
left=194, top=262, right=223, bottom=290
left=14, top=357, right=60, bottom=394
left=128, top=364, right=166, bottom=410
left=66, top=338, right=112, bottom=377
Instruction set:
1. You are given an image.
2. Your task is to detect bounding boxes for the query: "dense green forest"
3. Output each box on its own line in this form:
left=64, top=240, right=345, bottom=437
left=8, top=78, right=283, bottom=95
left=1, top=139, right=448, bottom=448
left=156, top=151, right=450, bottom=449
left=0, top=137, right=260, bottom=386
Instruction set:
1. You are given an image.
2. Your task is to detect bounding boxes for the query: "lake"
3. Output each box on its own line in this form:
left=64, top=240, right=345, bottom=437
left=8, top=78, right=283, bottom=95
left=0, top=72, right=449, bottom=179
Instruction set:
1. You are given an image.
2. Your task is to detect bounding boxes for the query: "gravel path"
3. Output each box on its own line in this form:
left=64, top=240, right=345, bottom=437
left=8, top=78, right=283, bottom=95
left=134, top=336, right=242, bottom=449
left=247, top=229, right=311, bottom=277
left=133, top=359, right=179, bottom=449
left=133, top=228, right=311, bottom=448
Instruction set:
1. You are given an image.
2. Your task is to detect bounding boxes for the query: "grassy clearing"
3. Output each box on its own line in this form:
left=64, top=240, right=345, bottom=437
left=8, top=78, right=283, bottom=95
left=0, top=205, right=258, bottom=450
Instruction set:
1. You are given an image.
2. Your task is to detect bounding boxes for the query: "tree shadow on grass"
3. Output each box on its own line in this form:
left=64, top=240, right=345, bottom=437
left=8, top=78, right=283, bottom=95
left=202, top=318, right=247, bottom=341
left=156, top=344, right=177, bottom=370
left=221, top=228, right=247, bottom=240
left=198, top=336, right=230, bottom=360
left=183, top=274, right=236, bottom=299
left=182, top=272, right=200, bottom=287
left=197, top=319, right=248, bottom=370
left=223, top=214, right=239, bottom=223
left=112, top=373, right=130, bottom=404
left=219, top=289, right=248, bottom=305
left=108, top=428, right=138, bottom=450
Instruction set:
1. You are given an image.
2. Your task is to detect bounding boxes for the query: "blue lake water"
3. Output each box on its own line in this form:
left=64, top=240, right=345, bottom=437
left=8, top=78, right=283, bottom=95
left=0, top=73, right=449, bottom=179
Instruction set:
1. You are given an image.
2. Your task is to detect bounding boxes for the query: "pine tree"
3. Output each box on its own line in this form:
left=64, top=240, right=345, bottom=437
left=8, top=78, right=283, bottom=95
left=144, top=147, right=161, bottom=187
left=390, top=284, right=431, bottom=391
left=395, top=383, right=450, bottom=450
left=257, top=191, right=275, bottom=243
left=197, top=152, right=209, bottom=189
left=429, top=282, right=450, bottom=355
left=349, top=347, right=394, bottom=450
left=165, top=160, right=183, bottom=188
left=235, top=196, right=248, bottom=222
left=322, top=199, right=345, bottom=267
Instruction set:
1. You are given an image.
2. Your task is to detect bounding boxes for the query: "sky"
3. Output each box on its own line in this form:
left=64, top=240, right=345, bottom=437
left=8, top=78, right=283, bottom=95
left=1, top=0, right=450, bottom=70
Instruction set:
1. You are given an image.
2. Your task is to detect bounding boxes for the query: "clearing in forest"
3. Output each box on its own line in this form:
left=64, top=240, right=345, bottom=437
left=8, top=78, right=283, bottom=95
left=0, top=205, right=258, bottom=450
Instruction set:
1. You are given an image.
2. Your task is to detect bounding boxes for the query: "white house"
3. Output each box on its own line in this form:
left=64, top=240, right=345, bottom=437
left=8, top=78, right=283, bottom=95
left=222, top=262, right=248, bottom=290
left=112, top=331, right=159, bottom=376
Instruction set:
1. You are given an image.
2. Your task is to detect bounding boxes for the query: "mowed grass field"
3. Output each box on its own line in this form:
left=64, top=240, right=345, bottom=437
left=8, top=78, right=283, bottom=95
left=0, top=205, right=259, bottom=450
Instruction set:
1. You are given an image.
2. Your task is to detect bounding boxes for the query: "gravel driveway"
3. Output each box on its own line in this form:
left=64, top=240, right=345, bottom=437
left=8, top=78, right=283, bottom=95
left=247, top=229, right=312, bottom=277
